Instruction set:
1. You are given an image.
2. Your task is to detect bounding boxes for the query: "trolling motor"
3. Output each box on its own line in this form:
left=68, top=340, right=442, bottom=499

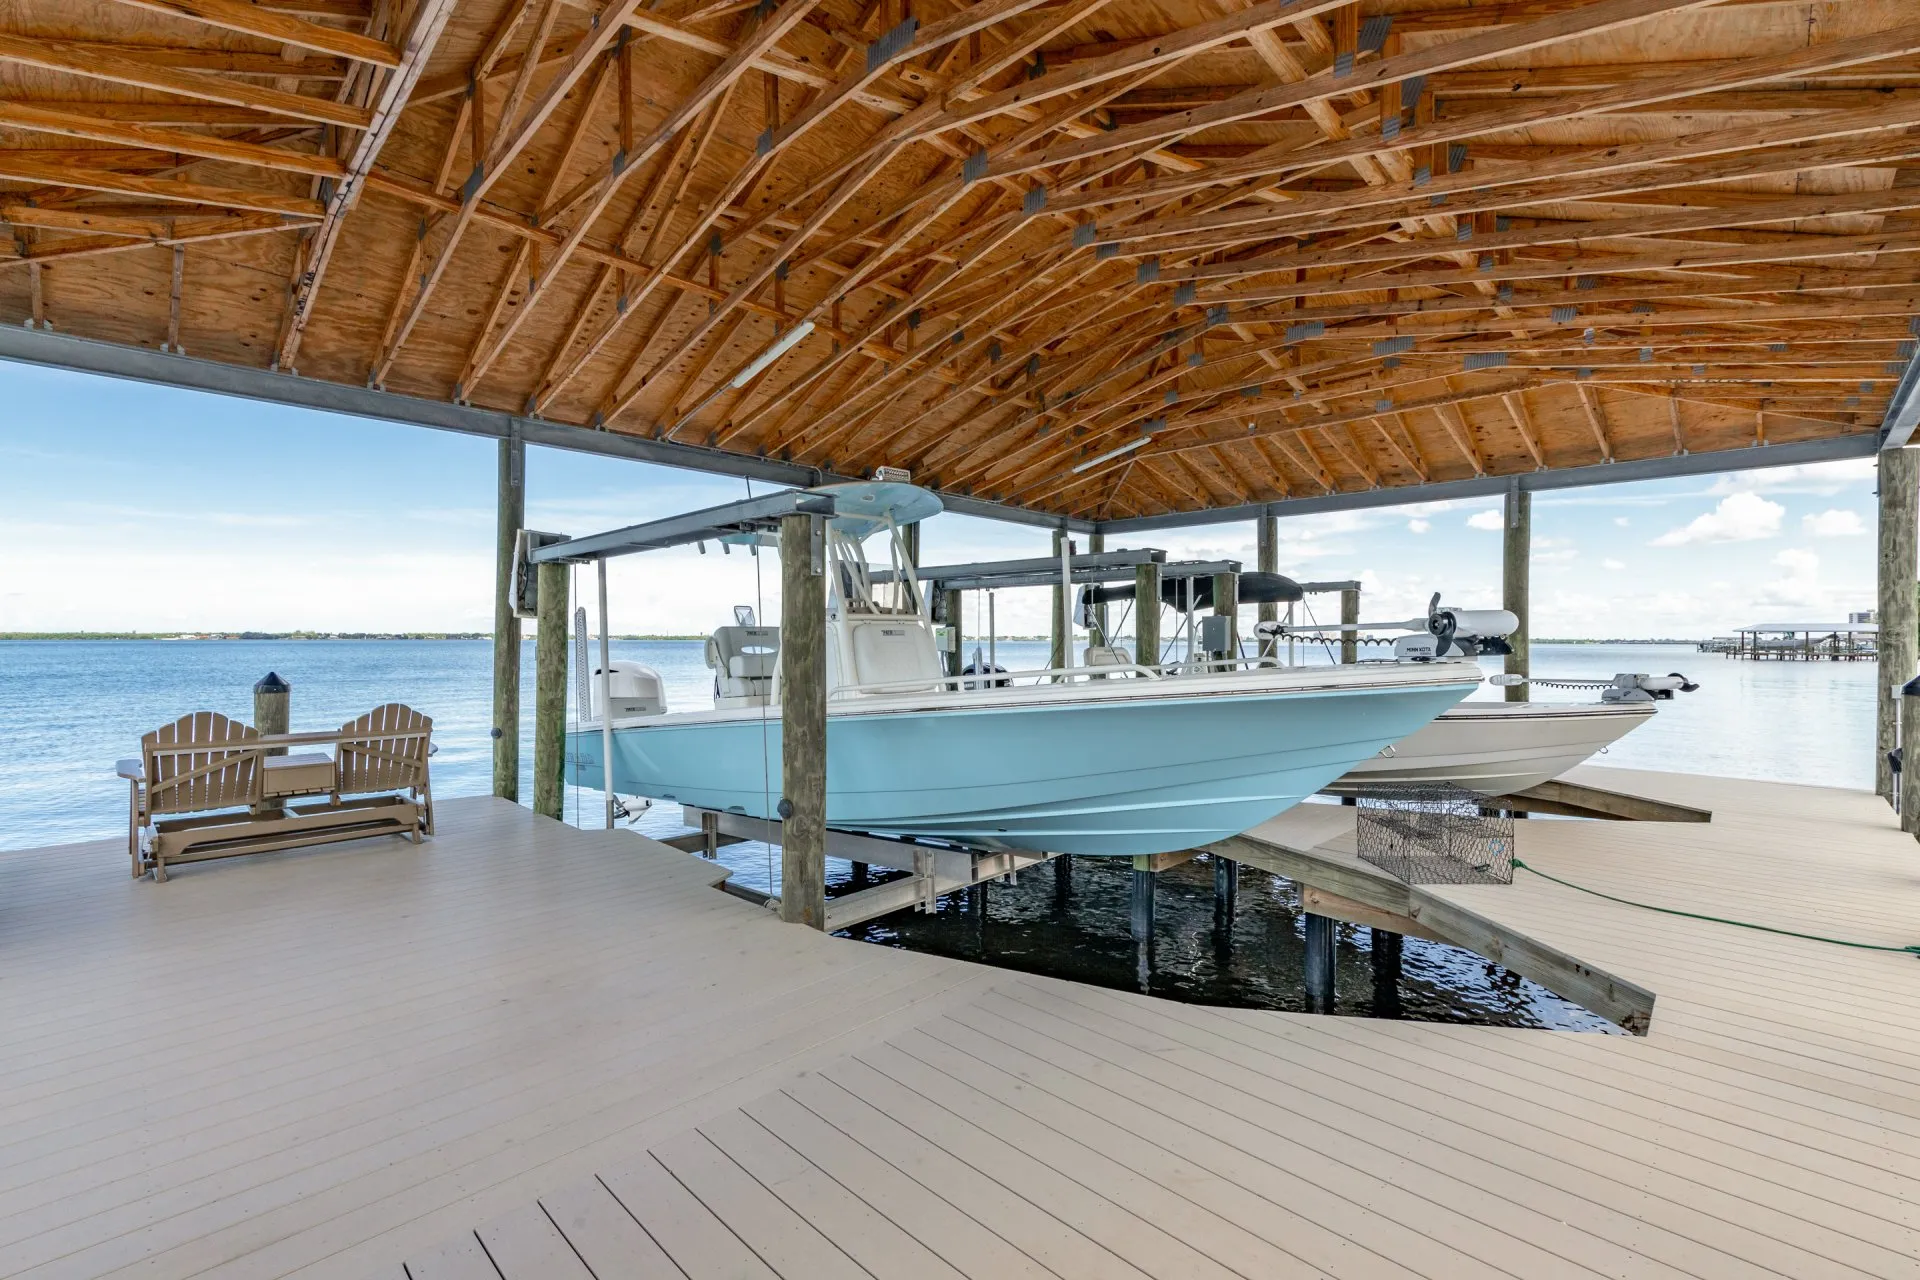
left=1601, top=672, right=1699, bottom=703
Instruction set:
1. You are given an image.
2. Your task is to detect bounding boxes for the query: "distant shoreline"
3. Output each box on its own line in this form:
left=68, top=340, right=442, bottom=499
left=4, top=632, right=1708, bottom=644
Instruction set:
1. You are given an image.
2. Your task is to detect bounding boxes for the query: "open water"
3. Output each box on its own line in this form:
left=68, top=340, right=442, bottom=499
left=0, top=637, right=1875, bottom=1031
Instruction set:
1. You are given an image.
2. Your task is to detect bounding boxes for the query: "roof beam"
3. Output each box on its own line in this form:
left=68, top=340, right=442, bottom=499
left=0, top=101, right=347, bottom=179
left=275, top=0, right=458, bottom=371
left=104, top=0, right=401, bottom=66
left=1576, top=384, right=1616, bottom=461
left=0, top=33, right=374, bottom=128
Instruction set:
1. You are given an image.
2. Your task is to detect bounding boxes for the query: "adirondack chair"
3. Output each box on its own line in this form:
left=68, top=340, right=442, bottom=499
left=116, top=703, right=436, bottom=881
left=333, top=703, right=434, bottom=840
left=119, top=711, right=263, bottom=878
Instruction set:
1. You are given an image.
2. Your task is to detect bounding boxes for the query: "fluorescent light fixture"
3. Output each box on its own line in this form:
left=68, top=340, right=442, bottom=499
left=731, top=320, right=815, bottom=387
left=1070, top=434, right=1152, bottom=474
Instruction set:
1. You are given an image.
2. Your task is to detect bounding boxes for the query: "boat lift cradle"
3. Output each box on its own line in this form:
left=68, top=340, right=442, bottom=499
left=520, top=487, right=1083, bottom=925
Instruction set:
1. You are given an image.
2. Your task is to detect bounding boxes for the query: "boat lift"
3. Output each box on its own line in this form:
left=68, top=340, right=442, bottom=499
left=520, top=487, right=1077, bottom=931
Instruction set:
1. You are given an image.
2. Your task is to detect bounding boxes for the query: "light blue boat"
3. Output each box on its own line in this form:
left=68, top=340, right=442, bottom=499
left=567, top=482, right=1479, bottom=856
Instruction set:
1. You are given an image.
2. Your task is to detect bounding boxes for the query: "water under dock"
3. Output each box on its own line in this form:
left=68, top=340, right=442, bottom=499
left=2, top=766, right=1916, bottom=1279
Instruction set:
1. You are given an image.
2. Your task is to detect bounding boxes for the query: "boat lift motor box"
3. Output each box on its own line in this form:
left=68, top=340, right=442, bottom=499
left=592, top=661, right=667, bottom=719
left=1200, top=614, right=1234, bottom=657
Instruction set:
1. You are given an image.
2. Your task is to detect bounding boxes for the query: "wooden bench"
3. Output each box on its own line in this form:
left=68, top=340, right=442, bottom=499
left=119, top=704, right=435, bottom=882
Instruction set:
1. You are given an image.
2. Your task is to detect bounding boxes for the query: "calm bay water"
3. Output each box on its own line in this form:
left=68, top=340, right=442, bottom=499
left=0, top=636, right=1876, bottom=1030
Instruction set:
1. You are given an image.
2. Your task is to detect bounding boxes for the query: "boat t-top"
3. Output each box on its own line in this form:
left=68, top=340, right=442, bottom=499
left=566, top=481, right=1482, bottom=856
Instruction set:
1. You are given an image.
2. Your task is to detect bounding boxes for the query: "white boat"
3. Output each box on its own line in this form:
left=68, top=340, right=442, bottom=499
left=1324, top=700, right=1656, bottom=798
left=566, top=481, right=1482, bottom=856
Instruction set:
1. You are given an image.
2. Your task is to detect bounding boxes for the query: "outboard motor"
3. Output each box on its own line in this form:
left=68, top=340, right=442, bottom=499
left=592, top=661, right=667, bottom=719
left=1426, top=594, right=1519, bottom=658
left=1602, top=672, right=1700, bottom=703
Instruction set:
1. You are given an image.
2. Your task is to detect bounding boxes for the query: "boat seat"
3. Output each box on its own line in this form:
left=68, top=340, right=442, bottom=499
left=706, top=625, right=781, bottom=707
left=1085, top=643, right=1133, bottom=668
left=845, top=617, right=943, bottom=693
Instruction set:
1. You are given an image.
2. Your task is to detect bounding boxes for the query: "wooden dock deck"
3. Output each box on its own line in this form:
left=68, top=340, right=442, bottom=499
left=3, top=770, right=1918, bottom=1279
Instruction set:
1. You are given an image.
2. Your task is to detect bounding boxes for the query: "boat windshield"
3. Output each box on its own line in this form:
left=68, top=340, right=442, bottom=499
left=828, top=519, right=924, bottom=618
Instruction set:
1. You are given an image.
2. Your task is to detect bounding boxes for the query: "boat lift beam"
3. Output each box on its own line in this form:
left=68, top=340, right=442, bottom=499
left=527, top=489, right=835, bottom=563
left=679, top=806, right=1055, bottom=932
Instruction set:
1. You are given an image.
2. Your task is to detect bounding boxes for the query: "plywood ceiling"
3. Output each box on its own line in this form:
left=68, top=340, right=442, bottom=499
left=1, top=0, right=1915, bottom=519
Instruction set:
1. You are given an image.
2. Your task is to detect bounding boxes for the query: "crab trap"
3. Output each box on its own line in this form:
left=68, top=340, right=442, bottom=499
left=1355, top=785, right=1515, bottom=885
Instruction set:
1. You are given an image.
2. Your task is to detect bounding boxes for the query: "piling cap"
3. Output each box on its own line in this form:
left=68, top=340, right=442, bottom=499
left=254, top=671, right=290, bottom=695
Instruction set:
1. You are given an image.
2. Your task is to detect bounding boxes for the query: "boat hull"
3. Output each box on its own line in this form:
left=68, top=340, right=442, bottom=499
left=1324, top=700, right=1656, bottom=798
left=569, top=673, right=1473, bottom=855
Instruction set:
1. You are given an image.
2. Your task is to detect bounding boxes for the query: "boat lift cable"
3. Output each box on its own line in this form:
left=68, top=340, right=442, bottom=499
left=1512, top=859, right=1920, bottom=957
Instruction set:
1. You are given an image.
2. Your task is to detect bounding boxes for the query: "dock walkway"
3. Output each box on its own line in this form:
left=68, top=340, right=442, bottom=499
left=2, top=769, right=1917, bottom=1278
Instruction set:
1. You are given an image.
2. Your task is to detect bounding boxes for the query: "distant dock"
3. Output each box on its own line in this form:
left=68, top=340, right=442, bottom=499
left=1701, top=621, right=1878, bottom=660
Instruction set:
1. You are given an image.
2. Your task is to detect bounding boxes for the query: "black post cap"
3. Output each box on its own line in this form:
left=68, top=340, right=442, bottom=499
left=1904, top=675, right=1920, bottom=698
left=254, top=671, right=290, bottom=694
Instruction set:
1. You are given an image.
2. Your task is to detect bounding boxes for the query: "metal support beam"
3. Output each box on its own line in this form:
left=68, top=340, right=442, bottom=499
left=1878, top=447, right=1919, bottom=799
left=1303, top=911, right=1336, bottom=1013
left=779, top=510, right=828, bottom=929
left=1503, top=482, right=1531, bottom=703
left=1094, top=433, right=1878, bottom=534
left=492, top=434, right=524, bottom=801
left=0, top=325, right=1089, bottom=534
left=532, top=560, right=568, bottom=820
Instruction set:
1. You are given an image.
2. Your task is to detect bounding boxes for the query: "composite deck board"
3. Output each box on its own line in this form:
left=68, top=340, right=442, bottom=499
left=2, top=771, right=1918, bottom=1278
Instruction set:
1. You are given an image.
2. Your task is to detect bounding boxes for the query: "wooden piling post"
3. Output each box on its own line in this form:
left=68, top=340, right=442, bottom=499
left=252, top=672, right=289, bottom=749
left=779, top=511, right=828, bottom=929
left=1903, top=676, right=1920, bottom=834
left=1213, top=854, right=1237, bottom=923
left=1050, top=528, right=1070, bottom=674
left=1502, top=483, right=1531, bottom=702
left=1211, top=571, right=1239, bottom=663
left=493, top=434, right=525, bottom=801
left=1134, top=560, right=1162, bottom=667
left=1130, top=858, right=1155, bottom=943
left=941, top=587, right=964, bottom=678
left=1877, top=447, right=1919, bottom=800
left=1304, top=912, right=1336, bottom=1012
left=1054, top=852, right=1072, bottom=901
left=1340, top=586, right=1360, bottom=664
left=1371, top=928, right=1403, bottom=1018
left=1088, top=531, right=1109, bottom=643
left=532, top=560, right=568, bottom=820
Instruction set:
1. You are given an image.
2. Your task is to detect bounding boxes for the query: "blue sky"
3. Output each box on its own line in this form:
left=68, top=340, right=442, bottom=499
left=0, top=362, right=1879, bottom=638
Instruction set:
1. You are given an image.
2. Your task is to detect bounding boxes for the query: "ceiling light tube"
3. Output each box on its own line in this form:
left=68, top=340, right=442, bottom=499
left=1070, top=434, right=1152, bottom=474
left=731, top=320, right=815, bottom=388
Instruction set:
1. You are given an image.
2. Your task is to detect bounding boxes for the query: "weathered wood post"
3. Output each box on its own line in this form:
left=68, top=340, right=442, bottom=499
left=779, top=510, right=828, bottom=929
left=1876, top=447, right=1919, bottom=800
left=1370, top=928, right=1403, bottom=1018
left=1213, top=853, right=1237, bottom=924
left=1054, top=852, right=1072, bottom=902
left=1503, top=482, right=1531, bottom=703
left=1050, top=528, right=1071, bottom=675
left=1134, top=560, right=1162, bottom=667
left=1130, top=857, right=1154, bottom=942
left=532, top=560, right=568, bottom=820
left=1257, top=512, right=1278, bottom=663
left=1211, top=571, right=1239, bottom=665
left=1340, top=586, right=1360, bottom=664
left=1303, top=912, right=1336, bottom=1012
left=941, top=587, right=964, bottom=678
left=493, top=433, right=525, bottom=801
left=1903, top=675, right=1920, bottom=833
left=1088, top=532, right=1108, bottom=642
left=252, top=672, right=289, bottom=749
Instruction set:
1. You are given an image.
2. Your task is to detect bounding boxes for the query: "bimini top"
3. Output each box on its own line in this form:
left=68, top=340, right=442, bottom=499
left=810, top=481, right=942, bottom=537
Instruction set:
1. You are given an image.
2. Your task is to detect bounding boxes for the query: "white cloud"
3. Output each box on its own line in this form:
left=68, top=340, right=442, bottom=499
left=1802, top=509, right=1864, bottom=538
left=1407, top=518, right=1430, bottom=534
left=1758, top=548, right=1825, bottom=609
left=1650, top=493, right=1783, bottom=547
left=1466, top=509, right=1504, bottom=531
left=1614, top=516, right=1630, bottom=527
left=1602, top=558, right=1626, bottom=571
left=1707, top=456, right=1876, bottom=497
